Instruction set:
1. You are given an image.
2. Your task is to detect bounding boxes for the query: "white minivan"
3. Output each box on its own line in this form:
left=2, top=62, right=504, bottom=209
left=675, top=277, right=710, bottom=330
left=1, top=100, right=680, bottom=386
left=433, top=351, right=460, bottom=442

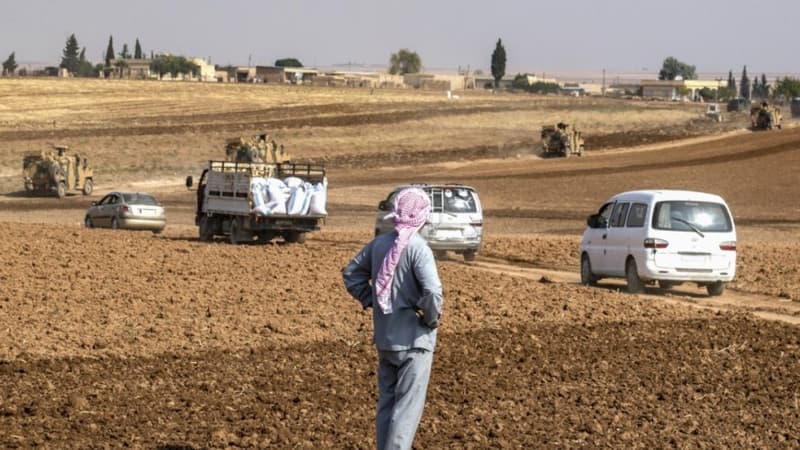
left=580, top=190, right=737, bottom=296
left=375, top=184, right=483, bottom=261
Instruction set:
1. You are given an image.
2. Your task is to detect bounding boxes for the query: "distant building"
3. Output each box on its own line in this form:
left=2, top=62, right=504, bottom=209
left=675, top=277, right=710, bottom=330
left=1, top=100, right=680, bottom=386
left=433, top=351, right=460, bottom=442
left=641, top=79, right=725, bottom=101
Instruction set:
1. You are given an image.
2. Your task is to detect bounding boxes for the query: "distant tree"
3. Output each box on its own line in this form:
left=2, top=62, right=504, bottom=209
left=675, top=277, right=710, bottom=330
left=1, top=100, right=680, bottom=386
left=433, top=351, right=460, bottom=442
left=119, top=43, right=131, bottom=59
left=274, top=58, right=303, bottom=68
left=511, top=73, right=529, bottom=90
left=388, top=49, right=422, bottom=75
left=773, top=77, right=800, bottom=99
left=490, top=38, right=506, bottom=88
left=2, top=52, right=17, bottom=75
left=150, top=54, right=199, bottom=78
left=77, top=47, right=94, bottom=77
left=759, top=73, right=770, bottom=98
left=740, top=66, right=750, bottom=99
left=658, top=56, right=696, bottom=80
left=60, top=34, right=81, bottom=74
left=752, top=77, right=761, bottom=98
left=727, top=70, right=735, bottom=90
left=105, top=35, right=115, bottom=67
left=134, top=39, right=142, bottom=59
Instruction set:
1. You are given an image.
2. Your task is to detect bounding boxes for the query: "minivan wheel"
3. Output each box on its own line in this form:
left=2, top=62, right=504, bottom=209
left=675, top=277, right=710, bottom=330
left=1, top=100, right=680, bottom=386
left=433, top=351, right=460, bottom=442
left=706, top=282, right=725, bottom=297
left=625, top=258, right=645, bottom=294
left=580, top=254, right=597, bottom=286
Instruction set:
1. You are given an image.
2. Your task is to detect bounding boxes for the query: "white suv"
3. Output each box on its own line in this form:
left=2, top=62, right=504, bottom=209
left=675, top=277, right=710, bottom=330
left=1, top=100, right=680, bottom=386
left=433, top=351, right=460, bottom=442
left=580, top=190, right=737, bottom=296
left=375, top=184, right=483, bottom=261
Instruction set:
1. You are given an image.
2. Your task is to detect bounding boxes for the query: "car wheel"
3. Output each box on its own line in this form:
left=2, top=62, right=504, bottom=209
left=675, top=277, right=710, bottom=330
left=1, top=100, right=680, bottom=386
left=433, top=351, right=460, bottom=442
left=706, top=282, right=725, bottom=297
left=580, top=254, right=597, bottom=286
left=625, top=258, right=645, bottom=294
left=463, top=250, right=476, bottom=262
left=84, top=216, right=93, bottom=229
left=82, top=179, right=93, bottom=195
left=57, top=182, right=66, bottom=199
left=111, top=217, right=120, bottom=230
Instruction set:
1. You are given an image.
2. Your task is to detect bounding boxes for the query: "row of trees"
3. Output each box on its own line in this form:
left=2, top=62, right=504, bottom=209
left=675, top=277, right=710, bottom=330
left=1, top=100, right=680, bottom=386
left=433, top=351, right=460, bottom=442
left=387, top=38, right=507, bottom=89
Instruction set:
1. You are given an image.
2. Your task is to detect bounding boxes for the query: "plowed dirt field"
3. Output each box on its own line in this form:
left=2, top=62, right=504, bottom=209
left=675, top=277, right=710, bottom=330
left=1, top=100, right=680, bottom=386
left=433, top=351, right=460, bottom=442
left=1, top=79, right=799, bottom=448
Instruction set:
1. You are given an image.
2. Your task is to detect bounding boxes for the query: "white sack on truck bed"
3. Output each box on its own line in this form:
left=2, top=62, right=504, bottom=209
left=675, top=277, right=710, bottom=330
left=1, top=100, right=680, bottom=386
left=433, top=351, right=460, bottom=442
left=250, top=176, right=328, bottom=217
left=308, top=180, right=327, bottom=215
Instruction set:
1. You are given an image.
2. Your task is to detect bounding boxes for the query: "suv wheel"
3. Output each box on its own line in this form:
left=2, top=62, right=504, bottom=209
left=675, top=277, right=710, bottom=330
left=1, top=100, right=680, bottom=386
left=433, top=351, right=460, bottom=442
left=706, top=282, right=725, bottom=297
left=625, top=258, right=645, bottom=294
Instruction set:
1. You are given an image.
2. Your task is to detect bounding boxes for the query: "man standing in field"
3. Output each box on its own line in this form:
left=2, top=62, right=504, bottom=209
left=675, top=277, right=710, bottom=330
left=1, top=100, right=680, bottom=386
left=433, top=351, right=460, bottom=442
left=342, top=187, right=443, bottom=450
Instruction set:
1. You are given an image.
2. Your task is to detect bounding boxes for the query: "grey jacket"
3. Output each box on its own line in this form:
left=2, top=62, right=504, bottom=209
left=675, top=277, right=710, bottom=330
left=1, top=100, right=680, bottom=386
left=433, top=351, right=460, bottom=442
left=342, top=233, right=443, bottom=352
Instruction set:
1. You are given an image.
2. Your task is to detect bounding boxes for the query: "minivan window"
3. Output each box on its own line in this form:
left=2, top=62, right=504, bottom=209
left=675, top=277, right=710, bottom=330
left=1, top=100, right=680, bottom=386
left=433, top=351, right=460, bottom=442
left=652, top=201, right=732, bottom=232
left=609, top=202, right=630, bottom=227
left=626, top=203, right=647, bottom=227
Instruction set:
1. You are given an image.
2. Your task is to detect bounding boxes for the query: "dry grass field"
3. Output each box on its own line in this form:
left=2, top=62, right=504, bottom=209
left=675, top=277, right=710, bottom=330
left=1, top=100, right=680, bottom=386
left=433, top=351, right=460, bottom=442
left=1, top=78, right=799, bottom=448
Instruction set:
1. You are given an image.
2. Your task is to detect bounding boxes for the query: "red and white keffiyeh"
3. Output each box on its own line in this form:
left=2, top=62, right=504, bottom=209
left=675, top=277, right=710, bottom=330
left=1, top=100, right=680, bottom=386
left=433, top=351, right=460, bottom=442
left=374, top=187, right=431, bottom=314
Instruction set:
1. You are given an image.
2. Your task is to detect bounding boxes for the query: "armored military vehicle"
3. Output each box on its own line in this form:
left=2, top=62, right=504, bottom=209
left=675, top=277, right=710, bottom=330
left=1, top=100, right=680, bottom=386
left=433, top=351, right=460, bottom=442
left=541, top=123, right=585, bottom=157
left=750, top=102, right=782, bottom=130
left=22, top=146, right=94, bottom=198
left=224, top=133, right=290, bottom=163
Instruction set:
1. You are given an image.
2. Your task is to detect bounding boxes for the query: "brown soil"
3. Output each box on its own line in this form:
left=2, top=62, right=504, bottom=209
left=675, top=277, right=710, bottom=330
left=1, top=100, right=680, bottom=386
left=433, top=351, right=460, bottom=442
left=1, top=81, right=799, bottom=448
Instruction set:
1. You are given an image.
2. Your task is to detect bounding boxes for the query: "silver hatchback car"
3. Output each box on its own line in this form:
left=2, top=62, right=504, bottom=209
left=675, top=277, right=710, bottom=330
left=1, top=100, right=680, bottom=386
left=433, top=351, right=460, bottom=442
left=375, top=184, right=483, bottom=261
left=84, top=191, right=166, bottom=233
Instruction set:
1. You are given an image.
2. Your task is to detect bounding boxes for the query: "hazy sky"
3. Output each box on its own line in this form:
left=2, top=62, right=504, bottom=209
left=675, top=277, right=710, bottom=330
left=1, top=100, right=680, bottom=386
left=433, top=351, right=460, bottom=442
left=1, top=0, right=797, bottom=76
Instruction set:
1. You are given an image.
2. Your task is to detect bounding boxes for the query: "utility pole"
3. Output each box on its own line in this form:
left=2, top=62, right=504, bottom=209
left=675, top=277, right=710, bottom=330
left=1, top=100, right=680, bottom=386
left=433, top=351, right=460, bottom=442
left=602, top=68, right=606, bottom=96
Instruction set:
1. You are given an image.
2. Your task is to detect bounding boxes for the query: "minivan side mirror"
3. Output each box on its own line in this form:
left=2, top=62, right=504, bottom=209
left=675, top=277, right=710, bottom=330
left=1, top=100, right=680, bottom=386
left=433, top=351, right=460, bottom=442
left=378, top=200, right=388, bottom=211
left=185, top=176, right=193, bottom=189
left=587, top=214, right=607, bottom=229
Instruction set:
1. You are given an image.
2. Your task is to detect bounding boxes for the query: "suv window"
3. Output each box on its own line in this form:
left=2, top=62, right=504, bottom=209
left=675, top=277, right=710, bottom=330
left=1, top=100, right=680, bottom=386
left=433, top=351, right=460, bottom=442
left=626, top=203, right=647, bottom=227
left=609, top=202, right=630, bottom=227
left=652, top=201, right=733, bottom=232
left=427, top=187, right=477, bottom=214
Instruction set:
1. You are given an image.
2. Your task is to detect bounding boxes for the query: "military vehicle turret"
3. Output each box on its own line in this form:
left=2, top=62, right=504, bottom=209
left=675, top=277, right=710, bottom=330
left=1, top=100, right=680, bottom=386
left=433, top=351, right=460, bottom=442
left=22, top=146, right=94, bottom=198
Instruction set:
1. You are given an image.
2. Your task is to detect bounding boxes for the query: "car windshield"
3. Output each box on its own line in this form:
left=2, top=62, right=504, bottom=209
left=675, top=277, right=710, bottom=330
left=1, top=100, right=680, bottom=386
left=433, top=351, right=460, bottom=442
left=652, top=201, right=732, bottom=232
left=428, top=187, right=478, bottom=213
left=123, top=193, right=159, bottom=206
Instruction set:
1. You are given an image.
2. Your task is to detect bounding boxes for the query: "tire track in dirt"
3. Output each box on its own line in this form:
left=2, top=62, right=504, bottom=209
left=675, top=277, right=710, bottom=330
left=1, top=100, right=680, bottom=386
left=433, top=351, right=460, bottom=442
left=458, top=256, right=800, bottom=325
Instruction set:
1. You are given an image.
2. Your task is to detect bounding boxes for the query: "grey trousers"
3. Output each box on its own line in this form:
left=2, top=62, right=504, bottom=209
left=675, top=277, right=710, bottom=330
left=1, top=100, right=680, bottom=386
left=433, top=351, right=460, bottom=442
left=376, top=348, right=433, bottom=450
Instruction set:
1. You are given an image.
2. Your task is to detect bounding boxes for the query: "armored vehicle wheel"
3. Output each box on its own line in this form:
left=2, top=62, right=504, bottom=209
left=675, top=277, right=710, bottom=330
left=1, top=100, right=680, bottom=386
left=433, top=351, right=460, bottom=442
left=463, top=250, right=476, bottom=262
left=625, top=258, right=645, bottom=294
left=57, top=182, right=66, bottom=199
left=84, top=216, right=94, bottom=228
left=82, top=179, right=93, bottom=195
left=111, top=217, right=120, bottom=230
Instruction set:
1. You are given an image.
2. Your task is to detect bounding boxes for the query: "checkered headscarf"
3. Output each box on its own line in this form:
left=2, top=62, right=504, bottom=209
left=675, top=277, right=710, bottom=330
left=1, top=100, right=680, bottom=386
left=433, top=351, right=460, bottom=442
left=374, top=188, right=431, bottom=314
